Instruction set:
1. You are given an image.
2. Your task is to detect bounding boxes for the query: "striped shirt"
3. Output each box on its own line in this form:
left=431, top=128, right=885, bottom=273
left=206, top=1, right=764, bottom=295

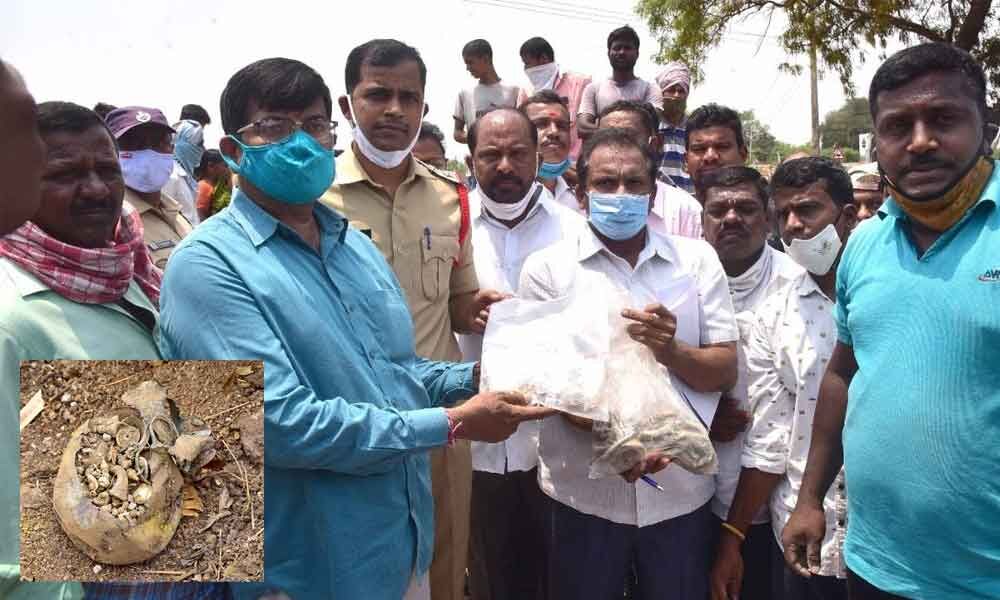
left=658, top=119, right=692, bottom=193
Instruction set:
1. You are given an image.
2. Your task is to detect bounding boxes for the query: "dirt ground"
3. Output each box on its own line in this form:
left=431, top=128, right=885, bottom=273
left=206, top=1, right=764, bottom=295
left=19, top=360, right=264, bottom=583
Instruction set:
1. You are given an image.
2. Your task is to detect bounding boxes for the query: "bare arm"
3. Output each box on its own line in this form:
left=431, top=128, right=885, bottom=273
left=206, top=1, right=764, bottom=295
left=781, top=340, right=857, bottom=576
left=664, top=340, right=737, bottom=393
left=453, top=117, right=468, bottom=144
left=798, top=341, right=856, bottom=508
left=576, top=113, right=598, bottom=138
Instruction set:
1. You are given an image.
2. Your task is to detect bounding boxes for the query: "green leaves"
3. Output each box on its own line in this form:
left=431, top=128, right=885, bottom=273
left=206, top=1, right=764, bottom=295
left=636, top=0, right=998, bottom=107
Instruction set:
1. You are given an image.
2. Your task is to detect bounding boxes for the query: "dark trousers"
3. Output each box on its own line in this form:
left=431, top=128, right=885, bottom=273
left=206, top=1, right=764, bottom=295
left=771, top=535, right=847, bottom=600
left=468, top=468, right=549, bottom=600
left=708, top=516, right=774, bottom=600
left=846, top=570, right=908, bottom=600
left=547, top=498, right=713, bottom=600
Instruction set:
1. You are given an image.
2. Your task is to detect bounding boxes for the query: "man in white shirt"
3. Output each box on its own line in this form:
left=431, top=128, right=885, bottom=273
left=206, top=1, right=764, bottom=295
left=454, top=39, right=520, bottom=146
left=459, top=108, right=583, bottom=600
left=597, top=100, right=704, bottom=238
left=520, top=128, right=738, bottom=600
left=710, top=157, right=857, bottom=600
left=699, top=166, right=804, bottom=600
left=521, top=90, right=581, bottom=214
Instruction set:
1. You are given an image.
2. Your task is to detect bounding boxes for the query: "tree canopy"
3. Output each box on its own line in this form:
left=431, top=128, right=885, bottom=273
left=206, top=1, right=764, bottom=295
left=819, top=97, right=874, bottom=150
left=636, top=0, right=998, bottom=107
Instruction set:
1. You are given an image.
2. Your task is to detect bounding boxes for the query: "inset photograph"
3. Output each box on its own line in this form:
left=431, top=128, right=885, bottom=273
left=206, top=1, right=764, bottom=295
left=19, top=360, right=264, bottom=583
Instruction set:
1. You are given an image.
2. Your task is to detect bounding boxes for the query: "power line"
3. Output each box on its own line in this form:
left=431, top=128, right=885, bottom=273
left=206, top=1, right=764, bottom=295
left=536, top=0, right=635, bottom=20
left=463, top=0, right=624, bottom=25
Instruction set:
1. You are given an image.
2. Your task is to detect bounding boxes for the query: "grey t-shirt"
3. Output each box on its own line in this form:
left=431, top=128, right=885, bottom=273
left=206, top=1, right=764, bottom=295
left=454, top=82, right=521, bottom=126
left=578, top=77, right=663, bottom=116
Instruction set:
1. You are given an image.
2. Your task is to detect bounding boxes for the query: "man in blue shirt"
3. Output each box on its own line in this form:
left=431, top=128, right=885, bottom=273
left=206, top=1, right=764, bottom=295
left=782, top=43, right=1000, bottom=599
left=157, top=57, right=553, bottom=600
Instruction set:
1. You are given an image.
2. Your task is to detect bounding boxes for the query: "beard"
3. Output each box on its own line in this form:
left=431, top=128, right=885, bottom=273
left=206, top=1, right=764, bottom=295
left=662, top=98, right=687, bottom=122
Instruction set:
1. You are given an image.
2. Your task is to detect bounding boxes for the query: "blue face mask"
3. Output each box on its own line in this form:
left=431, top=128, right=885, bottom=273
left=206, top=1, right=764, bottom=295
left=223, top=130, right=335, bottom=205
left=587, top=192, right=650, bottom=240
left=538, top=157, right=571, bottom=179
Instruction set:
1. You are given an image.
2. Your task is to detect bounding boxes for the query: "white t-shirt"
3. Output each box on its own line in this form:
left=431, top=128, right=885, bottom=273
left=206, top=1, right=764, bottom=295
left=454, top=82, right=521, bottom=127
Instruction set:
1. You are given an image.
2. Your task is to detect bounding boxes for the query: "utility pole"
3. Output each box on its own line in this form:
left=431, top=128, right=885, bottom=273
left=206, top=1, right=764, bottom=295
left=810, top=42, right=820, bottom=154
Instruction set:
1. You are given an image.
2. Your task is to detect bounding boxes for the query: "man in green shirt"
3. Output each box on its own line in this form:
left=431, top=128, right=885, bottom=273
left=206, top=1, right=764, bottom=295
left=0, top=102, right=226, bottom=600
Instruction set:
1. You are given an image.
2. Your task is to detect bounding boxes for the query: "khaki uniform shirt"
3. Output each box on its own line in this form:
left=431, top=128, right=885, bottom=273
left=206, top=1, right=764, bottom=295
left=125, top=188, right=193, bottom=270
left=321, top=147, right=478, bottom=361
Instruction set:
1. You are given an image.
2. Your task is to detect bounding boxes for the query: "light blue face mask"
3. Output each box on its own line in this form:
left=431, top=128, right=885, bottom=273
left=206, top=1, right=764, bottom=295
left=538, top=157, right=571, bottom=179
left=587, top=192, right=650, bottom=240
left=223, top=130, right=335, bottom=205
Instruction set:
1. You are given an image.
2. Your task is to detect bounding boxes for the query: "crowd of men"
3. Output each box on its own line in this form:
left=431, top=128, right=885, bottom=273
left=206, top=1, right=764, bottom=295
left=0, top=22, right=997, bottom=600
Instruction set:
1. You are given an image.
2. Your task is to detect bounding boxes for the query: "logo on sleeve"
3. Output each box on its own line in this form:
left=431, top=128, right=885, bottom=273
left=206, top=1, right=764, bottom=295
left=978, top=268, right=1000, bottom=282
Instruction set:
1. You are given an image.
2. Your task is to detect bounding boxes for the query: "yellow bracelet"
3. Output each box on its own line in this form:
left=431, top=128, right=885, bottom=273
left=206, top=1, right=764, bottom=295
left=721, top=521, right=746, bottom=542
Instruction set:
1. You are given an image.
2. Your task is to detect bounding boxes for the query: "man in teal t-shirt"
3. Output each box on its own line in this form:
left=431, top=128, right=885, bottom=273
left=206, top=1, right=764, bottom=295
left=782, top=43, right=1000, bottom=599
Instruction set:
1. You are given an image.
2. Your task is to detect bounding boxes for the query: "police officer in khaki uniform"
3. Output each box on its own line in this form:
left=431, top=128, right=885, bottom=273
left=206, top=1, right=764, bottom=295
left=107, top=107, right=193, bottom=269
left=323, top=39, right=506, bottom=600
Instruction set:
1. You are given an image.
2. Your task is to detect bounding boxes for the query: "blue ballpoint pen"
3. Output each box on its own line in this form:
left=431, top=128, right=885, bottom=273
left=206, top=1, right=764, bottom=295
left=639, top=475, right=664, bottom=492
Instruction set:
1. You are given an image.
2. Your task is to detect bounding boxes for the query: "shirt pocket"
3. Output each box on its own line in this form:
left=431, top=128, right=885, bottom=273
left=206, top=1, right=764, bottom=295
left=421, top=235, right=458, bottom=301
left=656, top=274, right=699, bottom=346
left=365, top=288, right=416, bottom=362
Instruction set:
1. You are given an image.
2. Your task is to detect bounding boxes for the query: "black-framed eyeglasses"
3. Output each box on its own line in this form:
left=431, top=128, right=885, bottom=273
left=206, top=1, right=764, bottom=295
left=237, top=116, right=338, bottom=145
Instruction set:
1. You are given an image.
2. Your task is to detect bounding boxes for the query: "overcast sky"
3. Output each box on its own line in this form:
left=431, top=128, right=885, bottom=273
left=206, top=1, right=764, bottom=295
left=3, top=0, right=902, bottom=159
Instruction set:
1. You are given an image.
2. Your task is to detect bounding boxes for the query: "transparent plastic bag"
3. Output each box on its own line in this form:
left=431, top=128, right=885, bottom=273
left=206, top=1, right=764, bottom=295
left=480, top=292, right=612, bottom=420
left=589, top=315, right=719, bottom=479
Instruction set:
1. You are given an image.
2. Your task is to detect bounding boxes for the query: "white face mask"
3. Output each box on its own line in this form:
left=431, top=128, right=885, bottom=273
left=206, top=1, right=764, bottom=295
left=346, top=95, right=421, bottom=169
left=782, top=223, right=843, bottom=275
left=119, top=149, right=174, bottom=193
left=478, top=180, right=541, bottom=222
left=525, top=62, right=559, bottom=92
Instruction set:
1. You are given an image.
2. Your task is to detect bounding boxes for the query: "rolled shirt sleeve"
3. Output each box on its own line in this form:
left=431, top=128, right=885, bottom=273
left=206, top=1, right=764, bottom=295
left=578, top=81, right=598, bottom=117
left=834, top=250, right=853, bottom=346
left=158, top=242, right=451, bottom=477
left=644, top=80, right=664, bottom=107
left=414, top=358, right=477, bottom=407
left=741, top=311, right=793, bottom=474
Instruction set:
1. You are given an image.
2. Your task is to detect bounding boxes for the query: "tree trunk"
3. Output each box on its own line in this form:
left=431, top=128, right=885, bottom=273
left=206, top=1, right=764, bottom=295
left=810, top=44, right=820, bottom=154
left=955, top=0, right=993, bottom=50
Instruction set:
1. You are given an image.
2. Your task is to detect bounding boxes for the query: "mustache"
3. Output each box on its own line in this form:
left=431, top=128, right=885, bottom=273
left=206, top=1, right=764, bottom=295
left=70, top=197, right=116, bottom=215
left=717, top=225, right=748, bottom=237
left=492, top=174, right=526, bottom=186
left=901, top=155, right=954, bottom=174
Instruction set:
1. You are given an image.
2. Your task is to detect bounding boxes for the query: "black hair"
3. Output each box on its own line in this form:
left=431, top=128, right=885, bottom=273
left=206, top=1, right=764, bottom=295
left=770, top=157, right=854, bottom=206
left=696, top=166, right=769, bottom=209
left=607, top=25, right=640, bottom=50
left=37, top=101, right=115, bottom=143
left=598, top=100, right=658, bottom=138
left=520, top=37, right=555, bottom=62
left=195, top=149, right=225, bottom=179
left=577, top=127, right=658, bottom=190
left=467, top=108, right=538, bottom=156
left=345, top=39, right=427, bottom=95
left=522, top=89, right=568, bottom=110
left=180, top=103, right=211, bottom=126
left=418, top=121, right=446, bottom=154
left=686, top=103, right=746, bottom=150
left=92, top=102, right=117, bottom=119
left=220, top=58, right=332, bottom=136
left=869, top=42, right=987, bottom=119
left=462, top=39, right=493, bottom=59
